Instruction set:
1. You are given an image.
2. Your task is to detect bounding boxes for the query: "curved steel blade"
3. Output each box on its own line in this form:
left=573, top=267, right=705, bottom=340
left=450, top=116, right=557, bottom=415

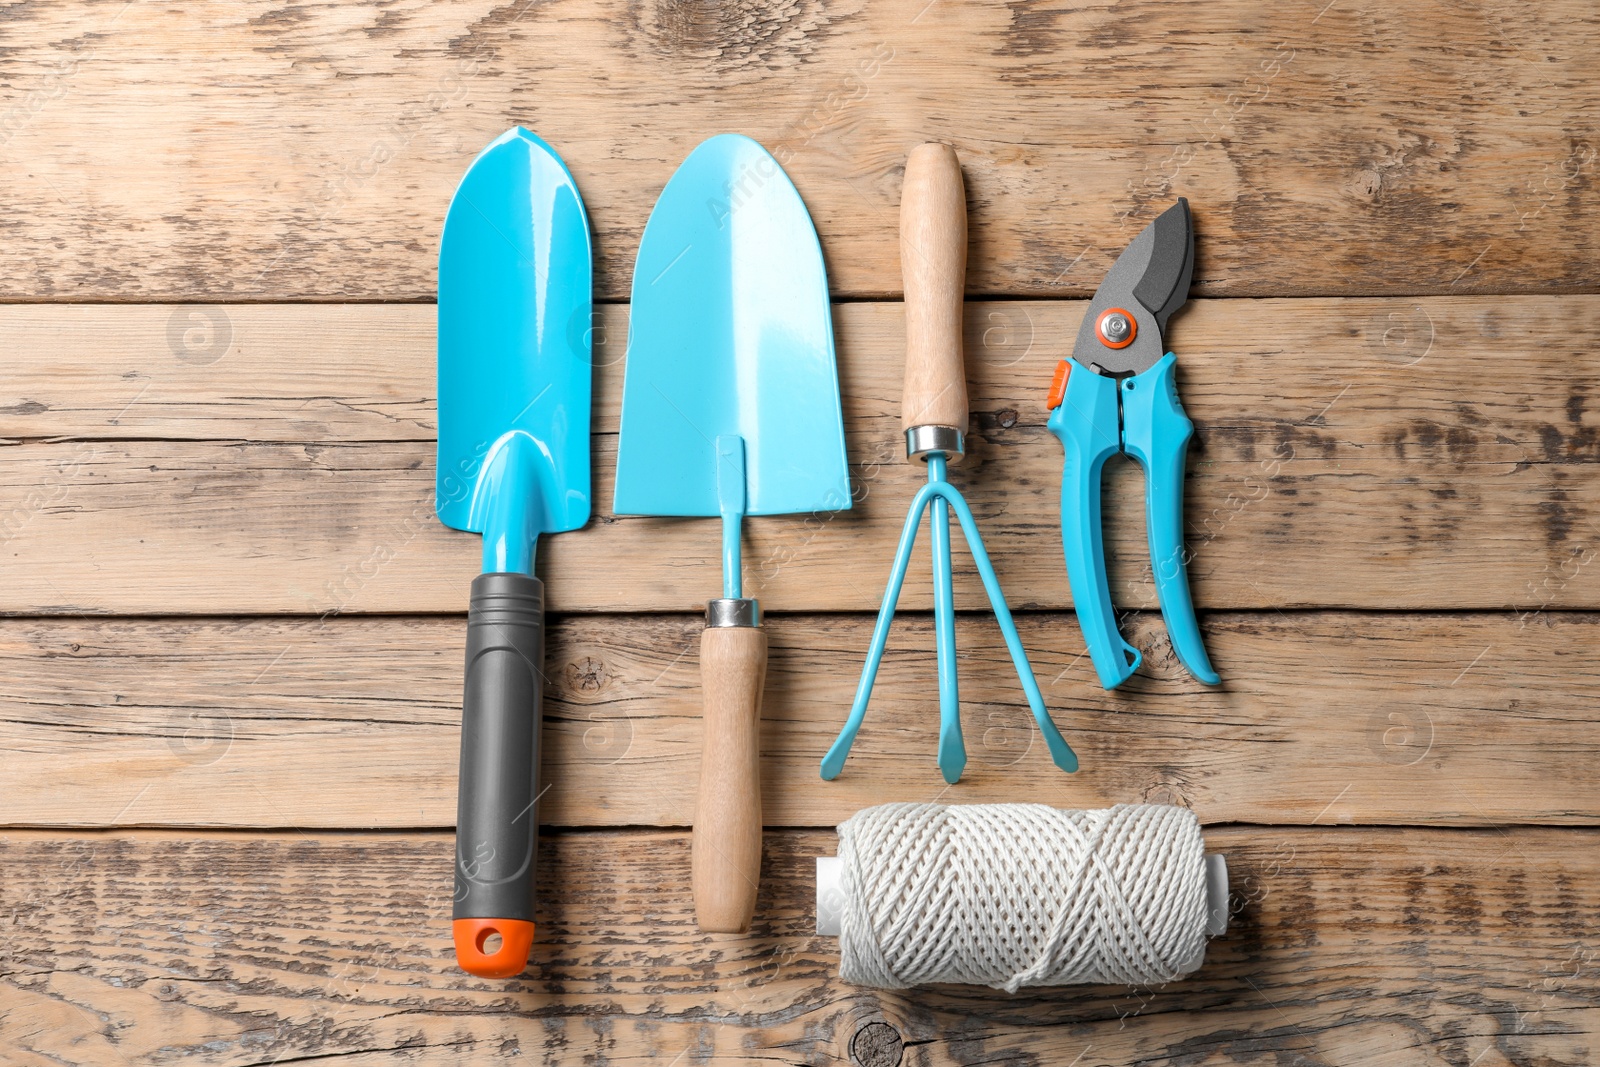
left=1071, top=198, right=1193, bottom=376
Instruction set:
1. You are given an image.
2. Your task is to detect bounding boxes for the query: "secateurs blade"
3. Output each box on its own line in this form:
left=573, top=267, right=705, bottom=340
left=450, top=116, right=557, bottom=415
left=1046, top=199, right=1219, bottom=690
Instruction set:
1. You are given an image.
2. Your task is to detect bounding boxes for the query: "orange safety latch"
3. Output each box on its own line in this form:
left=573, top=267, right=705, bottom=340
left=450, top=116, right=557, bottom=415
left=1046, top=359, right=1071, bottom=409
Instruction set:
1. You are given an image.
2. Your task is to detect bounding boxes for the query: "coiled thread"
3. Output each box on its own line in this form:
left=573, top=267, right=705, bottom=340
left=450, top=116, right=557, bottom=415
left=837, top=803, right=1209, bottom=991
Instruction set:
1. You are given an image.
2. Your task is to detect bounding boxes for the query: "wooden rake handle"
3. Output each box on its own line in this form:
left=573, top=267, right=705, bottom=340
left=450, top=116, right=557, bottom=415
left=900, top=142, right=970, bottom=437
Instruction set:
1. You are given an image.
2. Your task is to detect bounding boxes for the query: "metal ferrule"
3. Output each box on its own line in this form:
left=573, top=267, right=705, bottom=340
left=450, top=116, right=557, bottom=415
left=706, top=597, right=761, bottom=628
left=905, top=424, right=964, bottom=462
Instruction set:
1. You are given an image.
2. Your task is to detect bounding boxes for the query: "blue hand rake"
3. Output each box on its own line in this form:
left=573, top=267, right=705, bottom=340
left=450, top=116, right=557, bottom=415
left=820, top=144, right=1078, bottom=785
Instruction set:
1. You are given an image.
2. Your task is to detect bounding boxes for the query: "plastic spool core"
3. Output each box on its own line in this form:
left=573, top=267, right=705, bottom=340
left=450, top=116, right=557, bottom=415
left=814, top=853, right=1230, bottom=939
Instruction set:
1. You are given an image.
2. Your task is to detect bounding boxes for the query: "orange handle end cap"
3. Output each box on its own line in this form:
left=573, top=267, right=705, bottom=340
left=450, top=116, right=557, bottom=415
left=453, top=917, right=534, bottom=978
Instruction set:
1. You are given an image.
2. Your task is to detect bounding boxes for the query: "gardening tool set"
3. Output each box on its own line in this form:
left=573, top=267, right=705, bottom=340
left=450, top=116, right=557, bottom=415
left=435, top=129, right=1220, bottom=977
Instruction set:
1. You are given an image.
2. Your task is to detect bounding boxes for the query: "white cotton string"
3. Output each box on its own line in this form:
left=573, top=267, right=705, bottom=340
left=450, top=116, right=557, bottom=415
left=836, top=803, right=1209, bottom=991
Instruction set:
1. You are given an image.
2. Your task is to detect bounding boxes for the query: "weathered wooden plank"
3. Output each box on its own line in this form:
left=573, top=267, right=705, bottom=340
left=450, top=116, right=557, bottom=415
left=1, top=303, right=442, bottom=442
left=0, top=297, right=1595, bottom=614
left=1, top=827, right=1595, bottom=1066
left=4, top=297, right=1596, bottom=446
left=0, top=439, right=1586, bottom=616
left=0, top=1, right=1594, bottom=299
left=1, top=612, right=1591, bottom=829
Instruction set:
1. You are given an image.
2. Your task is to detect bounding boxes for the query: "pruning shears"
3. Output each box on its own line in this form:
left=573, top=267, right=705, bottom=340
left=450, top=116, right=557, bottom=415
left=1045, top=199, right=1220, bottom=690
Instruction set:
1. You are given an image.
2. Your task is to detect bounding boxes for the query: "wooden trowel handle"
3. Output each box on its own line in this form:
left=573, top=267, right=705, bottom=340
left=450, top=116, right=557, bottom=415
left=693, top=624, right=767, bottom=932
left=900, top=142, right=969, bottom=436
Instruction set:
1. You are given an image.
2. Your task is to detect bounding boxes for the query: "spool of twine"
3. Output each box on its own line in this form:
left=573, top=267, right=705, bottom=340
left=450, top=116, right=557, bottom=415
left=836, top=802, right=1210, bottom=991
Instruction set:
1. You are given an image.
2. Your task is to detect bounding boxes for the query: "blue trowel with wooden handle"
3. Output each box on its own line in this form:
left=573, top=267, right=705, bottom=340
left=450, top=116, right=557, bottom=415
left=436, top=127, right=592, bottom=977
left=614, top=134, right=850, bottom=932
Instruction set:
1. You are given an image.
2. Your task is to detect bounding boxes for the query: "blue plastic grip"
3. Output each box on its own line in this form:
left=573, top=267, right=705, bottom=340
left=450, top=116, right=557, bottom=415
left=1047, top=360, right=1142, bottom=689
left=1121, top=355, right=1220, bottom=685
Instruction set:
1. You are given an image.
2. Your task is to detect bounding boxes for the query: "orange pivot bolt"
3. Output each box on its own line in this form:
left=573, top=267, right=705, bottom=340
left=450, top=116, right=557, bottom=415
left=1096, top=308, right=1137, bottom=349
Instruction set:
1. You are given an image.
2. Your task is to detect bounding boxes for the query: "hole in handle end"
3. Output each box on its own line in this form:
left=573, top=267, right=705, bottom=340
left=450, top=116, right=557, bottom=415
left=453, top=917, right=534, bottom=978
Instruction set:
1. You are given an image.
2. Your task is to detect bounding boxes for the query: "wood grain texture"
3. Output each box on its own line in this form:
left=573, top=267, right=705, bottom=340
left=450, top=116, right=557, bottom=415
left=694, top=624, right=767, bottom=933
left=2, top=0, right=1592, bottom=1058
left=0, top=611, right=1591, bottom=829
left=0, top=1, right=1595, bottom=299
left=899, top=142, right=969, bottom=434
left=2, top=826, right=1596, bottom=1066
left=0, top=297, right=1595, bottom=613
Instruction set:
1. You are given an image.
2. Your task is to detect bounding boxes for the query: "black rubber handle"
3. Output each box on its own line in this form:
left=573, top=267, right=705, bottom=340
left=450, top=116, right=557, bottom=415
left=453, top=572, right=544, bottom=974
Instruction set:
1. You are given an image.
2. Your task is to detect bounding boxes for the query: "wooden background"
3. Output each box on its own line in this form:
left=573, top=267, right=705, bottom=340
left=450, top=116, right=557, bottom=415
left=1, top=1, right=1597, bottom=1063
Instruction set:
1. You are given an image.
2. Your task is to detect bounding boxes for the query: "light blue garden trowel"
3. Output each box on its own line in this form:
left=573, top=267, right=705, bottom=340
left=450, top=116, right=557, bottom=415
left=436, top=127, right=591, bottom=979
left=614, top=134, right=849, bottom=933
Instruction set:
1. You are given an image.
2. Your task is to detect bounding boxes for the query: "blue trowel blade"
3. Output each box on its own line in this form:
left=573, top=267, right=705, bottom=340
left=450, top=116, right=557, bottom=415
left=436, top=127, right=592, bottom=535
left=614, top=134, right=850, bottom=519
